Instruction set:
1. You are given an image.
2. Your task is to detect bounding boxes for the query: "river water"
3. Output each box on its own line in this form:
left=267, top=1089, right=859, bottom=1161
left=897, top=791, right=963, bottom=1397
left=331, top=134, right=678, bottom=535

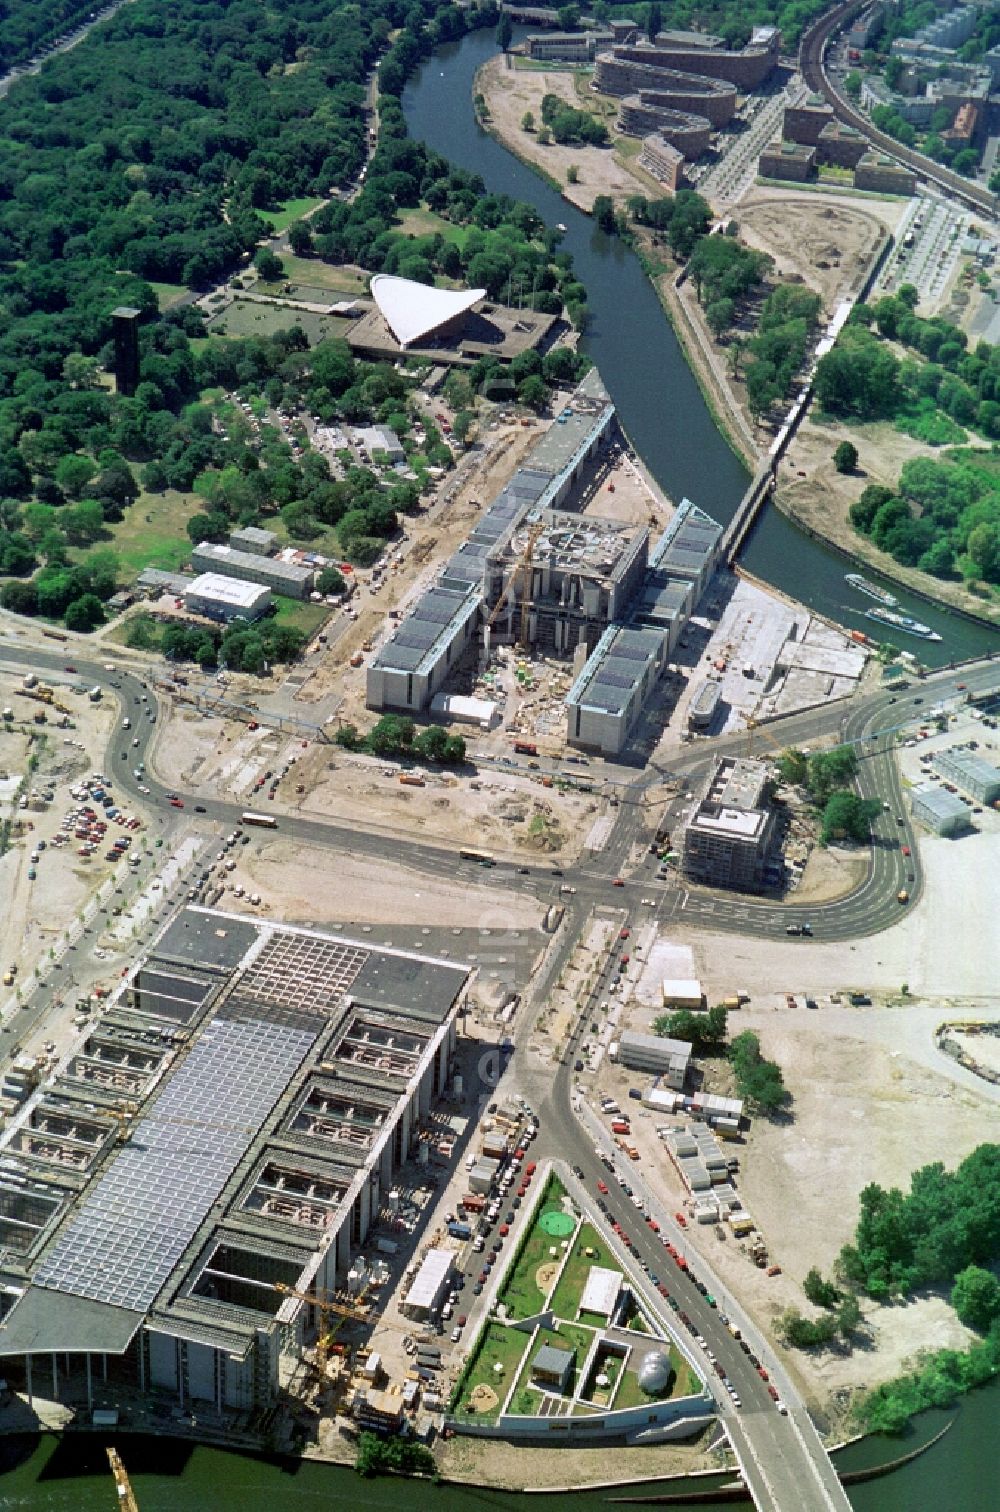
left=403, top=28, right=998, bottom=666
left=0, top=26, right=995, bottom=1511
left=0, top=1383, right=995, bottom=1510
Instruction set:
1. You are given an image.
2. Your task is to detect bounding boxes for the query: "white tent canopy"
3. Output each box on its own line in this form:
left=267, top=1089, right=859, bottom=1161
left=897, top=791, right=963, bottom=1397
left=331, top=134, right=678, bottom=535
left=370, top=274, right=486, bottom=348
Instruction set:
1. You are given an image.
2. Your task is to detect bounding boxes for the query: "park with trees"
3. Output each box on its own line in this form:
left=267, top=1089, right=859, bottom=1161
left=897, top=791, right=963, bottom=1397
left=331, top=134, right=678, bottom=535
left=778, top=1145, right=1000, bottom=1433
left=653, top=1005, right=789, bottom=1115
left=0, top=0, right=592, bottom=646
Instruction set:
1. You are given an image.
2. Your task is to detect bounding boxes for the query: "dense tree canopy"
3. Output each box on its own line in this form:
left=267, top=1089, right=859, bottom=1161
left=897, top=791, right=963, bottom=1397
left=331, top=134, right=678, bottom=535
left=838, top=1145, right=1000, bottom=1300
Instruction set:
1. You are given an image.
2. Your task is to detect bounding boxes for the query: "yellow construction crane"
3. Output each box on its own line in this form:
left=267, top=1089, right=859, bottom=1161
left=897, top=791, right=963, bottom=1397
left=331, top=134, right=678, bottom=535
left=745, top=715, right=787, bottom=761
left=273, top=1283, right=371, bottom=1371
left=107, top=1447, right=139, bottom=1512
left=482, top=519, right=544, bottom=657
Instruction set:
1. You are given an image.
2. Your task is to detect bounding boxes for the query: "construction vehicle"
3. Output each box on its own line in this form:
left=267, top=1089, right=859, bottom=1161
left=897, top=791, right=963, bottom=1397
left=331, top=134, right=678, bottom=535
left=273, top=1282, right=371, bottom=1373
left=481, top=519, right=544, bottom=659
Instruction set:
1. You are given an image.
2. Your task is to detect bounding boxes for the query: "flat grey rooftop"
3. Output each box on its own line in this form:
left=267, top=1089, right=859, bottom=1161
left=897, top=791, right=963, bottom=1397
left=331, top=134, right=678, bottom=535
left=566, top=623, right=664, bottom=715
left=155, top=910, right=260, bottom=972
left=350, top=951, right=469, bottom=1024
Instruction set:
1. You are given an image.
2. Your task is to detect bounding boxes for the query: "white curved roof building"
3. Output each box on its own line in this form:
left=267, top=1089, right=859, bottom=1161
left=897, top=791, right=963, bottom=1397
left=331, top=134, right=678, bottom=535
left=370, top=274, right=486, bottom=349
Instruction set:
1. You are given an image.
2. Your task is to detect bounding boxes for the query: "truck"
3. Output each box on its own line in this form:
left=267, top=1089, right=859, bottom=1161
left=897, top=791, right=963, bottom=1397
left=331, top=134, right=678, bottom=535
left=447, top=1221, right=472, bottom=1241
left=460, top=1193, right=486, bottom=1213
left=376, top=1237, right=398, bottom=1255
left=88, top=686, right=102, bottom=702
left=513, top=740, right=537, bottom=756
left=611, top=1119, right=631, bottom=1135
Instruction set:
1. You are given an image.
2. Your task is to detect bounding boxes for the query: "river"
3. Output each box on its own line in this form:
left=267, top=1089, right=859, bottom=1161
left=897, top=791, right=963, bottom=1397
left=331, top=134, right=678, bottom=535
left=403, top=27, right=998, bottom=667
left=0, top=23, right=995, bottom=1511
left=0, top=1382, right=996, bottom=1510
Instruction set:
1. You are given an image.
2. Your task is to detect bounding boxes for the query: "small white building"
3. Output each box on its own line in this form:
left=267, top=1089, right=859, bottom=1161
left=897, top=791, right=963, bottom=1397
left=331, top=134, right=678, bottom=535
left=402, top=1248, right=454, bottom=1320
left=184, top=572, right=271, bottom=624
left=661, top=978, right=704, bottom=1010
left=429, top=693, right=499, bottom=730
left=580, top=1265, right=623, bottom=1319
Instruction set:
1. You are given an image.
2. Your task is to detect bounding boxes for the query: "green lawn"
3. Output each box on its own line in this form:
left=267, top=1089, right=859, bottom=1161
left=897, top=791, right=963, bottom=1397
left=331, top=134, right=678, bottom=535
left=263, top=196, right=325, bottom=233
left=496, top=1174, right=574, bottom=1320
left=396, top=207, right=471, bottom=250
left=269, top=597, right=330, bottom=639
left=148, top=280, right=189, bottom=311
left=270, top=256, right=367, bottom=294
left=207, top=300, right=348, bottom=346
left=450, top=1321, right=529, bottom=1422
left=547, top=1223, right=616, bottom=1321
left=611, top=1344, right=696, bottom=1412
left=102, top=489, right=199, bottom=579
left=508, top=1321, right=597, bottom=1414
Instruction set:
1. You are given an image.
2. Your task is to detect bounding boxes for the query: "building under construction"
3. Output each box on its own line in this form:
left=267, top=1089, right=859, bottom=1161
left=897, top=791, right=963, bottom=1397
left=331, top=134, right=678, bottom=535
left=366, top=371, right=723, bottom=757
left=0, top=907, right=472, bottom=1418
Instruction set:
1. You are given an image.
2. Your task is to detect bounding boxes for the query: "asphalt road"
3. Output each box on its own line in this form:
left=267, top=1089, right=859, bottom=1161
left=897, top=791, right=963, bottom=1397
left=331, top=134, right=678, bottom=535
left=5, top=640, right=996, bottom=1509
left=4, top=644, right=998, bottom=950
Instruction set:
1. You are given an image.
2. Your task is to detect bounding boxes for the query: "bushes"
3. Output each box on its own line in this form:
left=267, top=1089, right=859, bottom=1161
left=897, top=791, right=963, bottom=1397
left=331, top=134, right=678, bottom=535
left=837, top=1145, right=1000, bottom=1300
left=728, top=1031, right=788, bottom=1113
left=850, top=455, right=1000, bottom=585
left=335, top=716, right=466, bottom=767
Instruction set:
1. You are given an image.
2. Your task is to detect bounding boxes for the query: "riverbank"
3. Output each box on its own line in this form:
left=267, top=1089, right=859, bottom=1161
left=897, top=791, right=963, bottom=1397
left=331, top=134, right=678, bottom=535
left=775, top=412, right=1000, bottom=632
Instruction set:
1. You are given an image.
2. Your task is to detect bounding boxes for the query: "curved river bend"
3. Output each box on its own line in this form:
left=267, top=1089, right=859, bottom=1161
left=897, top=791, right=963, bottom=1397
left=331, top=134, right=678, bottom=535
left=0, top=26, right=996, bottom=1512
left=403, top=28, right=997, bottom=666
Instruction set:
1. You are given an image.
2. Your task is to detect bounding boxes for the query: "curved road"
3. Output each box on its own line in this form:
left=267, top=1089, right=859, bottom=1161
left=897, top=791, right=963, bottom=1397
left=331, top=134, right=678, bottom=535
left=799, top=2, right=1000, bottom=220
left=3, top=635, right=996, bottom=1510
left=2, top=639, right=996, bottom=944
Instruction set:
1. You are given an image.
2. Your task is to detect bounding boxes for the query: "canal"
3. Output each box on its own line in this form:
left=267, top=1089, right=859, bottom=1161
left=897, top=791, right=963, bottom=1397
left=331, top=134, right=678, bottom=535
left=402, top=27, right=998, bottom=666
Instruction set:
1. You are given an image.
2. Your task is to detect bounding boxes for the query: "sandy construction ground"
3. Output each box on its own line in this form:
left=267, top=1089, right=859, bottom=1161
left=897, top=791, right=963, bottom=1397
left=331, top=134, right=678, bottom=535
left=478, top=56, right=648, bottom=211
left=437, top=1428, right=718, bottom=1489
left=776, top=402, right=999, bottom=629
left=734, top=192, right=888, bottom=314
left=297, top=750, right=599, bottom=860
left=222, top=836, right=545, bottom=933
left=0, top=679, right=131, bottom=992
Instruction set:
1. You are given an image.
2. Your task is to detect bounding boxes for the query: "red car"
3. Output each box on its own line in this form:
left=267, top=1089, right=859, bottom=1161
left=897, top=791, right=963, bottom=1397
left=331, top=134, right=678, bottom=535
left=597, top=1179, right=609, bottom=1194
left=675, top=1212, right=687, bottom=1228
left=64, top=664, right=77, bottom=673
left=767, top=1384, right=780, bottom=1402
left=525, top=1161, right=536, bottom=1175
left=757, top=1367, right=769, bottom=1382
left=169, top=797, right=184, bottom=808
left=646, top=1218, right=660, bottom=1232
left=499, top=1224, right=510, bottom=1237
left=619, top=928, right=630, bottom=941
left=901, top=845, right=910, bottom=856
left=613, top=878, right=624, bottom=887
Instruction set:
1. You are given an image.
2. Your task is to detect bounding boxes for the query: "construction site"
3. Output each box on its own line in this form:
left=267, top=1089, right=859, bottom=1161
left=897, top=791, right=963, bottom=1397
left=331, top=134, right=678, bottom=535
left=0, top=905, right=474, bottom=1428
left=366, top=371, right=727, bottom=759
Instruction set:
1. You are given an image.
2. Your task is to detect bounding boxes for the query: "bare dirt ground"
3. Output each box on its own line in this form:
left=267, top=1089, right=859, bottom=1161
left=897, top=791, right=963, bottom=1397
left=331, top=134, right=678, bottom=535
left=219, top=836, right=545, bottom=932
left=787, top=844, right=868, bottom=905
left=776, top=412, right=1000, bottom=627
left=437, top=1427, right=718, bottom=1489
left=0, top=680, right=125, bottom=990
left=734, top=192, right=887, bottom=313
left=653, top=892, right=1000, bottom=1415
left=296, top=749, right=599, bottom=861
left=478, top=56, right=646, bottom=211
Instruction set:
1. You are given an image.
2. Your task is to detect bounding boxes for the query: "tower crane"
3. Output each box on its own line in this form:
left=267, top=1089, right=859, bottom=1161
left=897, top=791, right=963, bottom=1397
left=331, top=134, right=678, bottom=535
left=272, top=1282, right=371, bottom=1371
left=482, top=519, right=544, bottom=659
left=744, top=715, right=787, bottom=761
left=107, top=1447, right=140, bottom=1512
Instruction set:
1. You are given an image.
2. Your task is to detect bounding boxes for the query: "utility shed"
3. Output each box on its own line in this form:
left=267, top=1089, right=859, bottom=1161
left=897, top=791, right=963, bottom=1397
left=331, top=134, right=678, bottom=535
left=661, top=978, right=704, bottom=1009
left=579, top=1265, right=623, bottom=1318
left=402, top=1248, right=453, bottom=1319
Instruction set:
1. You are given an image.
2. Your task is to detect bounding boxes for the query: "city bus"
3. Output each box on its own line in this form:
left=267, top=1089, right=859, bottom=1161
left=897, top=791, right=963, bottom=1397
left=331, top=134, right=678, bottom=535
left=459, top=848, right=495, bottom=866
left=241, top=812, right=278, bottom=829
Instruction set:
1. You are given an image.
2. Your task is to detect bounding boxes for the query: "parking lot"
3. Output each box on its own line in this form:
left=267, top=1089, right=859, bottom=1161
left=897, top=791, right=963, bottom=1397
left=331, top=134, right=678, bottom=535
left=877, top=192, right=970, bottom=313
